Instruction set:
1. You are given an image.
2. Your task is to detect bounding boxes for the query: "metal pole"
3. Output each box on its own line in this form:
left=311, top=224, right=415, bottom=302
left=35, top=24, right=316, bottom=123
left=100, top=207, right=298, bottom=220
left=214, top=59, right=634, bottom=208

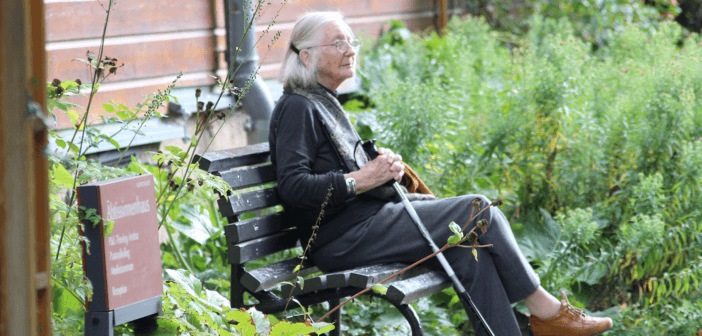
left=364, top=141, right=494, bottom=336
left=391, top=183, right=495, bottom=336
left=224, top=0, right=274, bottom=145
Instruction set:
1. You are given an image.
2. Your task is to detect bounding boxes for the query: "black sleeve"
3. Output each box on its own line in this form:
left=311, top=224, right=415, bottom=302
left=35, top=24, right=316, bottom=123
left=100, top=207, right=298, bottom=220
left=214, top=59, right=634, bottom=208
left=272, top=95, right=349, bottom=209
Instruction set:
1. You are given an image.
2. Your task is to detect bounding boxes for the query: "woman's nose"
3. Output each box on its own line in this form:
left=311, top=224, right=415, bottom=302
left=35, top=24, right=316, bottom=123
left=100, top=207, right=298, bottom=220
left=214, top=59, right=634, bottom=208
left=345, top=45, right=357, bottom=57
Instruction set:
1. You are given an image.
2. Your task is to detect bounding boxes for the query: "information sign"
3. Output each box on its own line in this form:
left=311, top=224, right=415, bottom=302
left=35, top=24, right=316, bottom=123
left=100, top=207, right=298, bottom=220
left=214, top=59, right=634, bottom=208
left=79, top=174, right=162, bottom=312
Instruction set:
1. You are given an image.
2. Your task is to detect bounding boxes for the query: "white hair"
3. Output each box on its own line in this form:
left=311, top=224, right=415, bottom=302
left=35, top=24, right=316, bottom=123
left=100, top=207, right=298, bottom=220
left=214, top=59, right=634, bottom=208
left=279, top=12, right=351, bottom=90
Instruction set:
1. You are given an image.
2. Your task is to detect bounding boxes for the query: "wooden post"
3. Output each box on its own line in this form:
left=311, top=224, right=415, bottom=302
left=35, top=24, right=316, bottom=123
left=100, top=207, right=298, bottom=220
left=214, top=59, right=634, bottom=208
left=30, top=0, right=52, bottom=334
left=0, top=0, right=51, bottom=335
left=437, top=0, right=449, bottom=34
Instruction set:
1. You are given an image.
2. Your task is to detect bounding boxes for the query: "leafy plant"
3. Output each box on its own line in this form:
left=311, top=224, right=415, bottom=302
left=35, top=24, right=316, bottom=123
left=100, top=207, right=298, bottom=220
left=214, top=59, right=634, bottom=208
left=46, top=0, right=309, bottom=334
left=350, top=13, right=702, bottom=334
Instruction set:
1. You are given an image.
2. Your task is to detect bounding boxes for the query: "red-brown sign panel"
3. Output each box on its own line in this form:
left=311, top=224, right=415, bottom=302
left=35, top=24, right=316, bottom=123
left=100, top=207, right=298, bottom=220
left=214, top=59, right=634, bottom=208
left=80, top=174, right=162, bottom=311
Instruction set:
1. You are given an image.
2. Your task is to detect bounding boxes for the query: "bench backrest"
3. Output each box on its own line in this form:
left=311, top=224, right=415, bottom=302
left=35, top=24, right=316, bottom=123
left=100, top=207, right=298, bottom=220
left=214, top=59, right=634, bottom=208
left=194, top=143, right=299, bottom=266
left=195, top=144, right=454, bottom=314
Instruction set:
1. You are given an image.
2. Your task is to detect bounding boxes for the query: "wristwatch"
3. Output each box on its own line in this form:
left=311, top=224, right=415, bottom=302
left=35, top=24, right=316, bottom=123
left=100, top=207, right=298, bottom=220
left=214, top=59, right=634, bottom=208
left=345, top=177, right=357, bottom=196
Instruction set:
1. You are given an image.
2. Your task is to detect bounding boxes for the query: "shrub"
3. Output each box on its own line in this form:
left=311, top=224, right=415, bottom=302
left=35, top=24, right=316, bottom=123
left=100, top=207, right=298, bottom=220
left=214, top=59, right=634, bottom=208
left=351, top=14, right=702, bottom=333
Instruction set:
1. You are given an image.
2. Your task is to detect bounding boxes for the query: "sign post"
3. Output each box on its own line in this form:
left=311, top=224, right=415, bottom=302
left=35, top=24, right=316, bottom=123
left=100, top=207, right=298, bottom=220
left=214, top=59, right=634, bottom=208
left=79, top=174, right=163, bottom=336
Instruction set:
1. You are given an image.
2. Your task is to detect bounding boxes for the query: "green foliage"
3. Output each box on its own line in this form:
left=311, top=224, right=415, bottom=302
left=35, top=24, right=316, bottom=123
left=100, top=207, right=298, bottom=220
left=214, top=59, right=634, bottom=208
left=456, top=0, right=681, bottom=48
left=47, top=75, right=327, bottom=335
left=336, top=289, right=472, bottom=336
left=352, top=14, right=702, bottom=334
left=609, top=292, right=702, bottom=335
left=447, top=221, right=464, bottom=245
left=128, top=269, right=334, bottom=335
left=46, top=1, right=338, bottom=335
left=533, top=0, right=670, bottom=48
left=48, top=1, right=702, bottom=333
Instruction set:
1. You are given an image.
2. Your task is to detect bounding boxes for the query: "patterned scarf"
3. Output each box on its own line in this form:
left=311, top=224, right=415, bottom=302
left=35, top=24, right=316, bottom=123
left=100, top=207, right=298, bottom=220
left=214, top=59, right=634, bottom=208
left=291, top=85, right=437, bottom=200
left=291, top=85, right=398, bottom=200
left=291, top=85, right=367, bottom=173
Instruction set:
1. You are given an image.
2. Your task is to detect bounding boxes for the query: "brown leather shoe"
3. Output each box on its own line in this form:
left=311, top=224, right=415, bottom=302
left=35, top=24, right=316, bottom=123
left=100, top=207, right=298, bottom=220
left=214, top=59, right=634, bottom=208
left=529, top=291, right=613, bottom=336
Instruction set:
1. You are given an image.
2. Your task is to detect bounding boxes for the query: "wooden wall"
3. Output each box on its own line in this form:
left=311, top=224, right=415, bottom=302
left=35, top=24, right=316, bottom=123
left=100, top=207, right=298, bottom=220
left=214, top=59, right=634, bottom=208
left=45, top=0, right=444, bottom=130
left=2, top=0, right=51, bottom=334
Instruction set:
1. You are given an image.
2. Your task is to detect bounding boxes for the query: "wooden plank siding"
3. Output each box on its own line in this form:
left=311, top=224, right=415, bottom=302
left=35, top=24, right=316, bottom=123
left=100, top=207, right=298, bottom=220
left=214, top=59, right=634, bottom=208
left=49, top=75, right=217, bottom=130
left=2, top=0, right=51, bottom=334
left=45, top=0, right=451, bottom=129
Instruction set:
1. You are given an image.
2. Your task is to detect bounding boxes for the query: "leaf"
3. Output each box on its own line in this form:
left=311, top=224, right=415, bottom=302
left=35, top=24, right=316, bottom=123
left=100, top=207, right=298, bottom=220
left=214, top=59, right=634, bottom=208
left=59, top=80, right=79, bottom=91
left=170, top=204, right=217, bottom=245
left=225, top=309, right=256, bottom=335
left=52, top=99, right=69, bottom=112
left=297, top=276, right=304, bottom=291
left=343, top=99, right=365, bottom=112
left=102, top=103, right=116, bottom=113
left=269, top=321, right=317, bottom=336
left=116, top=110, right=130, bottom=119
left=68, top=141, right=80, bottom=154
left=165, top=269, right=203, bottom=298
left=311, top=322, right=335, bottom=334
left=204, top=289, right=229, bottom=308
left=99, top=134, right=120, bottom=150
left=249, top=307, right=271, bottom=335
left=52, top=163, right=75, bottom=189
left=371, top=284, right=388, bottom=295
left=72, top=58, right=92, bottom=66
left=293, top=265, right=302, bottom=273
left=51, top=284, right=83, bottom=315
left=472, top=248, right=478, bottom=261
left=449, top=221, right=462, bottom=234
left=575, top=264, right=607, bottom=285
left=55, top=139, right=66, bottom=149
left=103, top=219, right=114, bottom=236
left=67, top=109, right=81, bottom=126
left=513, top=209, right=562, bottom=262
left=447, top=232, right=463, bottom=245
left=165, top=146, right=183, bottom=156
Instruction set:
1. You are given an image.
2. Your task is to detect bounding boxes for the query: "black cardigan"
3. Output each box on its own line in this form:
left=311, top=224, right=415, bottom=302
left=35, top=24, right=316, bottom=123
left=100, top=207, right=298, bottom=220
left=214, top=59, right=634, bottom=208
left=269, top=88, right=386, bottom=250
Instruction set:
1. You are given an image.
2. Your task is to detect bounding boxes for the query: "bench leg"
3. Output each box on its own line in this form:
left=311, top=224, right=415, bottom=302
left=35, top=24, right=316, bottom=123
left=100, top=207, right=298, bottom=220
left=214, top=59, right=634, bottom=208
left=326, top=298, right=342, bottom=336
left=231, top=264, right=245, bottom=308
left=394, top=303, right=423, bottom=336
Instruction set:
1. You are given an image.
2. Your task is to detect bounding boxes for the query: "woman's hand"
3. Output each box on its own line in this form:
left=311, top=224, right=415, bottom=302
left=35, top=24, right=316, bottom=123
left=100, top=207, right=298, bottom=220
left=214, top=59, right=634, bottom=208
left=345, top=148, right=404, bottom=195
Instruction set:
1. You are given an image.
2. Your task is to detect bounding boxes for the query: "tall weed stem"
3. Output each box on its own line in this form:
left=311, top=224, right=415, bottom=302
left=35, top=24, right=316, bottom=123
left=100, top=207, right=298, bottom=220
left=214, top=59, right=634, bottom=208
left=55, top=0, right=114, bottom=260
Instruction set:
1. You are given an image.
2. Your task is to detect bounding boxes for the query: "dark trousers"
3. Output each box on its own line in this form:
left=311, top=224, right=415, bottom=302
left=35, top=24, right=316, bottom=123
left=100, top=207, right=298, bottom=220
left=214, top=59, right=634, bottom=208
left=311, top=194, right=540, bottom=336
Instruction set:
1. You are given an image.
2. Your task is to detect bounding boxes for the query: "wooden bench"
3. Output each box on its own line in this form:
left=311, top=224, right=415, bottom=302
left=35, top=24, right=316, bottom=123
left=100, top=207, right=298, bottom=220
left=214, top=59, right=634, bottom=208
left=194, top=142, right=453, bottom=336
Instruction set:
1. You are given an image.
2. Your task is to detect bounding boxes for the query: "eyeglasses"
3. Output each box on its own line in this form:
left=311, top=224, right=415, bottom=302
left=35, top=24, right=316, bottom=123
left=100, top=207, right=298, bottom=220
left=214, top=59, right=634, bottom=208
left=306, top=39, right=361, bottom=53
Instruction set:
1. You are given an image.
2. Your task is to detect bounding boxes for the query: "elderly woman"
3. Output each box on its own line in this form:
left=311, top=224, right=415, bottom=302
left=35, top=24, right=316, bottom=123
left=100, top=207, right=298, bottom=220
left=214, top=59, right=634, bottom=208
left=269, top=11, right=613, bottom=336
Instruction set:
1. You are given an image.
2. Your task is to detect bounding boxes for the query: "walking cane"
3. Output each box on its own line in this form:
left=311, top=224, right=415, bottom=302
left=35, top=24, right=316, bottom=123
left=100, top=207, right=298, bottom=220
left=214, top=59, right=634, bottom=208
left=362, top=140, right=495, bottom=336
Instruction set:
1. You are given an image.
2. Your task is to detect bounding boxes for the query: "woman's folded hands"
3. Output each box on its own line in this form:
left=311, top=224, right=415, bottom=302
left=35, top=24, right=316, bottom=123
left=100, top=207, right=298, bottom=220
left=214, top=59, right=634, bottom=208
left=345, top=147, right=404, bottom=195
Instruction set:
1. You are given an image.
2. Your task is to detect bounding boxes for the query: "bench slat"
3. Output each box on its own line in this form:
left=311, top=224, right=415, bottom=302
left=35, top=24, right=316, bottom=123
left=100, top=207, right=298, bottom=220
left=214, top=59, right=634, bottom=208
left=219, top=164, right=276, bottom=190
left=278, top=264, right=437, bottom=297
left=195, top=142, right=270, bottom=172
left=323, top=271, right=350, bottom=289
left=347, top=264, right=407, bottom=288
left=280, top=264, right=405, bottom=297
left=218, top=188, right=279, bottom=218
left=229, top=231, right=299, bottom=264
left=240, top=258, right=318, bottom=293
left=385, top=272, right=451, bottom=305
left=224, top=212, right=295, bottom=244
left=281, top=275, right=326, bottom=297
